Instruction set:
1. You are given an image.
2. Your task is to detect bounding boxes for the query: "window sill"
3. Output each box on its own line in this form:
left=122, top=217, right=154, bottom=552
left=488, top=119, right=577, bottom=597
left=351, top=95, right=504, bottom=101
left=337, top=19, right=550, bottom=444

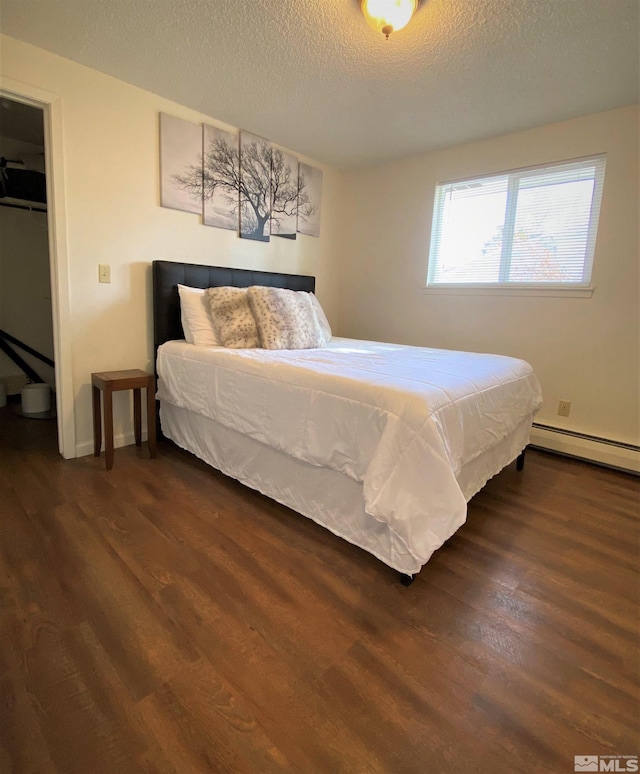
left=423, top=285, right=594, bottom=298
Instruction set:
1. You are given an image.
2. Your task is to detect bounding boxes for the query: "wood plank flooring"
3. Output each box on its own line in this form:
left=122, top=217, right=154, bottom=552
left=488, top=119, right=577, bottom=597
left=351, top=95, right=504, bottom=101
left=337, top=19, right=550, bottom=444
left=1, top=404, right=638, bottom=773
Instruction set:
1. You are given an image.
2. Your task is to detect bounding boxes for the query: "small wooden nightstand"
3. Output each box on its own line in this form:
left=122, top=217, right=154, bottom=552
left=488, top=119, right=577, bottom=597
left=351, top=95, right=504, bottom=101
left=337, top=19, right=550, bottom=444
left=91, top=369, right=157, bottom=470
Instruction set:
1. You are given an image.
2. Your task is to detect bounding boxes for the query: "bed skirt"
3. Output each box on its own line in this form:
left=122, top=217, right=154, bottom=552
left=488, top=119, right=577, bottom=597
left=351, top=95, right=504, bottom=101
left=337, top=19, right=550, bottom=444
left=160, top=401, right=533, bottom=575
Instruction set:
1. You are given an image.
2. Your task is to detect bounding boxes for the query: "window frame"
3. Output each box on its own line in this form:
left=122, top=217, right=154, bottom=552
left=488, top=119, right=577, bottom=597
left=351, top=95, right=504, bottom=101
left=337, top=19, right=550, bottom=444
left=425, top=154, right=606, bottom=297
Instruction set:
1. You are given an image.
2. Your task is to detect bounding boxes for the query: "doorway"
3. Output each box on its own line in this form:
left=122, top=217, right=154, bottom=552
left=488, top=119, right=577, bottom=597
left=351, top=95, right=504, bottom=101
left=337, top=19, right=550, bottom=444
left=0, top=98, right=56, bottom=431
left=0, top=81, right=74, bottom=458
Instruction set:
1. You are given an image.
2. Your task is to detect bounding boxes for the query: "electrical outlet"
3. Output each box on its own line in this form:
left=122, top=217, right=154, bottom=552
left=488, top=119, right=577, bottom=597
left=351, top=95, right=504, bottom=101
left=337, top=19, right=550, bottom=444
left=558, top=400, right=571, bottom=417
left=98, top=264, right=111, bottom=283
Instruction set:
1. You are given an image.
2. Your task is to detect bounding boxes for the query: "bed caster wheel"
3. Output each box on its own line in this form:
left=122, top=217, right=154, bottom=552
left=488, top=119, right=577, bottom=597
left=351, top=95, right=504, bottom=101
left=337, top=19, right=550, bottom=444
left=400, top=573, right=415, bottom=587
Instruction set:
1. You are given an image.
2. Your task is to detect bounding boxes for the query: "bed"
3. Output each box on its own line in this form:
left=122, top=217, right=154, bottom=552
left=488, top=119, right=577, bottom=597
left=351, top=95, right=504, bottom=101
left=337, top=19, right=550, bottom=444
left=153, top=260, right=543, bottom=583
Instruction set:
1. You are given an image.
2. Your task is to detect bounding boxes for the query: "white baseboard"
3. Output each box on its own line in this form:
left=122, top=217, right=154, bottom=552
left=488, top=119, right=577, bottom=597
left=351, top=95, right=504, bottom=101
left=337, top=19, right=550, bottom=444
left=530, top=425, right=640, bottom=474
left=76, top=430, right=148, bottom=459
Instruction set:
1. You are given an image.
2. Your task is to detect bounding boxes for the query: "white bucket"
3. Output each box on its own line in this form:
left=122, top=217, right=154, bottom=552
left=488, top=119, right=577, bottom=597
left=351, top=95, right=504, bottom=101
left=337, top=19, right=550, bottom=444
left=22, top=383, right=51, bottom=414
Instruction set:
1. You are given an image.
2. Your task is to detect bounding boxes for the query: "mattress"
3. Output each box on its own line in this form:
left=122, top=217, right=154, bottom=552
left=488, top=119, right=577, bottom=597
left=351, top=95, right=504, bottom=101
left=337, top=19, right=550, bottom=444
left=156, top=337, right=543, bottom=569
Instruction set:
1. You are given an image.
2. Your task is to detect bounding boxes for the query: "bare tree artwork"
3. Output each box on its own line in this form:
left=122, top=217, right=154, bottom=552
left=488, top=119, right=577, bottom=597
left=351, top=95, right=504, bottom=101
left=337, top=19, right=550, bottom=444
left=240, top=131, right=271, bottom=241
left=297, top=163, right=322, bottom=237
left=165, top=114, right=323, bottom=240
left=271, top=150, right=299, bottom=239
left=171, top=124, right=238, bottom=229
left=160, top=113, right=203, bottom=214
left=202, top=125, right=238, bottom=230
left=175, top=128, right=272, bottom=239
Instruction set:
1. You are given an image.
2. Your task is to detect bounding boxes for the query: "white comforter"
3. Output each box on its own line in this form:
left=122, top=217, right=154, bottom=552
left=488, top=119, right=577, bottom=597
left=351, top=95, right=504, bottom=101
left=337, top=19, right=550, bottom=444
left=157, top=338, right=542, bottom=566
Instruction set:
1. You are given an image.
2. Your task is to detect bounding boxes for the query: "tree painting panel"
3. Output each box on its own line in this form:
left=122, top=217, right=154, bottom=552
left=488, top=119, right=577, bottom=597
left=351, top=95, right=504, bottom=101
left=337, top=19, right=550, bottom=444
left=239, top=131, right=272, bottom=242
left=202, top=124, right=239, bottom=230
left=160, top=113, right=203, bottom=214
left=271, top=150, right=298, bottom=239
left=297, top=163, right=322, bottom=237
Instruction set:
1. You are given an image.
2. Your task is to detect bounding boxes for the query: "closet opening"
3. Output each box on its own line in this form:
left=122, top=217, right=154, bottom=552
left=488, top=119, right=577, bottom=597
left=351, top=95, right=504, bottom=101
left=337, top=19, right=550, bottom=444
left=0, top=97, right=57, bottom=436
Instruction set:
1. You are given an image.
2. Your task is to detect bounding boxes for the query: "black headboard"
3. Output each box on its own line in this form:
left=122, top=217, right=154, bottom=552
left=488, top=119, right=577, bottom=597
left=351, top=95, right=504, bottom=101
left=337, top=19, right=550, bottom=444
left=152, top=259, right=316, bottom=358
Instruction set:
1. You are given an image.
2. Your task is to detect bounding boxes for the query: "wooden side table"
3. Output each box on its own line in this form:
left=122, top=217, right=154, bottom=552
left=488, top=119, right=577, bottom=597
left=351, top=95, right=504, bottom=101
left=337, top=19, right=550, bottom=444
left=91, top=369, right=157, bottom=470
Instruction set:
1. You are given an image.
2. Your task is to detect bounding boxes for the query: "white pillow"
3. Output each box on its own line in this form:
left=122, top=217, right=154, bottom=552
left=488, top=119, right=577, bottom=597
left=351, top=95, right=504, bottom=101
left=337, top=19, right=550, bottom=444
left=309, top=293, right=332, bottom=341
left=178, top=284, right=222, bottom=347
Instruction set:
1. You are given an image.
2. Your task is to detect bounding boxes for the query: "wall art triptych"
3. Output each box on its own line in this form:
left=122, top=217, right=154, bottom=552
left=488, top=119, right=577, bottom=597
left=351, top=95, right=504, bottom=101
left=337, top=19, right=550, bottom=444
left=203, top=124, right=238, bottom=231
left=159, top=113, right=322, bottom=240
left=159, top=113, right=202, bottom=215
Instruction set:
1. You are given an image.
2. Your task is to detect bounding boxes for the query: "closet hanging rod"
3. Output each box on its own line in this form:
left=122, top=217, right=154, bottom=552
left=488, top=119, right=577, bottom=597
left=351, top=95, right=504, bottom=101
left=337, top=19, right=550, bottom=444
left=0, top=200, right=46, bottom=213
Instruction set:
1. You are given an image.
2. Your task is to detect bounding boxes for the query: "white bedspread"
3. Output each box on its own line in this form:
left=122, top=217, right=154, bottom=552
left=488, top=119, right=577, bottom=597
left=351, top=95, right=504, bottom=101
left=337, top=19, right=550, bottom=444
left=157, top=338, right=542, bottom=567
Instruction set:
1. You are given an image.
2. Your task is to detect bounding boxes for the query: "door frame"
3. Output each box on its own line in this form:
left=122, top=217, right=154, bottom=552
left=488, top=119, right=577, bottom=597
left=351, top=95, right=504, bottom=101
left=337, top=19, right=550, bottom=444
left=1, top=78, right=75, bottom=458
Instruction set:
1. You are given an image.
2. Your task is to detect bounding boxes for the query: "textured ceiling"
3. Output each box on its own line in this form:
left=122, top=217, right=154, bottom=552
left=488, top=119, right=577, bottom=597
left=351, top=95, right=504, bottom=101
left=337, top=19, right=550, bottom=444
left=1, top=0, right=638, bottom=168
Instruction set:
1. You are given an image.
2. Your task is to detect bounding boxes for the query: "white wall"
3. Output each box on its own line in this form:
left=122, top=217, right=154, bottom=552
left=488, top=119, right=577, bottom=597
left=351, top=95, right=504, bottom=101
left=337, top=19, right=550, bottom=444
left=0, top=135, right=54, bottom=391
left=339, top=107, right=639, bottom=467
left=1, top=36, right=346, bottom=456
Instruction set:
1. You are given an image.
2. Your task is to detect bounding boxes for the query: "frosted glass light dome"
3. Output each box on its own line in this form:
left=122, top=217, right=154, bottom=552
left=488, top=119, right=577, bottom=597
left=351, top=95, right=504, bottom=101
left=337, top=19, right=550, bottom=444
left=360, top=0, right=418, bottom=38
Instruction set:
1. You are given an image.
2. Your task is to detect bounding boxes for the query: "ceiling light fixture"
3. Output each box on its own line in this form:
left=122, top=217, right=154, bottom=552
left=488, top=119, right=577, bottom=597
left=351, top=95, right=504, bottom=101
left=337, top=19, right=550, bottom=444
left=360, top=0, right=418, bottom=40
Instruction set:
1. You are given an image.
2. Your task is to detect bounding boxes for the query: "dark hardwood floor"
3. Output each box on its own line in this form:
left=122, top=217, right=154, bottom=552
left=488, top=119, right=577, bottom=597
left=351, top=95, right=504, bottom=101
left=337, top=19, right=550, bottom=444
left=1, top=404, right=638, bottom=773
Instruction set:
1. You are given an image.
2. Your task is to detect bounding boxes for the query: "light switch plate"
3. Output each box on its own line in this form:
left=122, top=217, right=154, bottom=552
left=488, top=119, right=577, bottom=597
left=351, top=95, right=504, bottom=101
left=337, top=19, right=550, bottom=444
left=99, top=264, right=111, bottom=283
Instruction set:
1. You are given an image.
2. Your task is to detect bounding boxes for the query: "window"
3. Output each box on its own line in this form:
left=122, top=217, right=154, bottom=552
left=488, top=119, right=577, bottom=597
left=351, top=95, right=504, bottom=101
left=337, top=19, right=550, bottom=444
left=426, top=155, right=606, bottom=291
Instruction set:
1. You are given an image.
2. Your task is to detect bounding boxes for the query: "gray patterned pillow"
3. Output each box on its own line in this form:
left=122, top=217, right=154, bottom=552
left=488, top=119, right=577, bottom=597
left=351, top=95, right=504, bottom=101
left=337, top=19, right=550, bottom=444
left=205, top=286, right=260, bottom=348
left=309, top=293, right=332, bottom=341
left=247, top=286, right=327, bottom=349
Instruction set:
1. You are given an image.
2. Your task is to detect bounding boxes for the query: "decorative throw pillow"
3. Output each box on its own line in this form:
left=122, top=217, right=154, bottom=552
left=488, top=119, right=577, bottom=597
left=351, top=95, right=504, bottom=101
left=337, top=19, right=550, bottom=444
left=309, top=293, right=332, bottom=341
left=247, top=286, right=327, bottom=349
left=178, top=284, right=222, bottom=347
left=205, top=286, right=260, bottom=348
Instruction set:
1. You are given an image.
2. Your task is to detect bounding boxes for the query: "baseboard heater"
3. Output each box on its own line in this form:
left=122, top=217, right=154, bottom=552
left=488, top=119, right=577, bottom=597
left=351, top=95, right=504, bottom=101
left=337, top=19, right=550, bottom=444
left=530, top=422, right=640, bottom=474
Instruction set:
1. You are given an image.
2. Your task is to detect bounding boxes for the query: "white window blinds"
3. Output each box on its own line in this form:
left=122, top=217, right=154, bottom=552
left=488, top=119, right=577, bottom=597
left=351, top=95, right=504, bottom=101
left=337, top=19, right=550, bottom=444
left=427, top=155, right=606, bottom=288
